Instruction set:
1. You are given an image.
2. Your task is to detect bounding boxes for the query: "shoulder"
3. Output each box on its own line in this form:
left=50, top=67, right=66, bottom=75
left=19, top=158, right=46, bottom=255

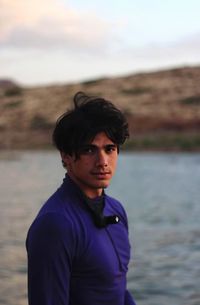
left=26, top=212, right=78, bottom=261
left=26, top=184, right=87, bottom=254
left=27, top=212, right=74, bottom=246
left=105, top=194, right=128, bottom=227
left=29, top=212, right=72, bottom=234
left=105, top=194, right=126, bottom=213
left=30, top=182, right=79, bottom=233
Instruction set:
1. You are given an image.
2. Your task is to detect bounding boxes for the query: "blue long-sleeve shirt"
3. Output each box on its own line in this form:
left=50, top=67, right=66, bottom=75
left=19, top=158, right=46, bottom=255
left=26, top=175, right=136, bottom=305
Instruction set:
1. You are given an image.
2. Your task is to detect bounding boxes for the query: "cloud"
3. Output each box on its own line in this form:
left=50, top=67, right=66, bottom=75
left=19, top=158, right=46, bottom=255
left=1, top=0, right=200, bottom=85
left=0, top=0, right=112, bottom=51
left=116, top=31, right=200, bottom=66
left=175, top=32, right=200, bottom=55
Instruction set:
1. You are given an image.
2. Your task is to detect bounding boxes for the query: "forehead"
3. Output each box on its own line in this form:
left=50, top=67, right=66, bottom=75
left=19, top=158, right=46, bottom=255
left=90, top=132, right=115, bottom=145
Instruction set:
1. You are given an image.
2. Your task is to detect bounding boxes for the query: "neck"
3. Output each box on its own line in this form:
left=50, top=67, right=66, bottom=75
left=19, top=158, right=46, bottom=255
left=66, top=173, right=103, bottom=199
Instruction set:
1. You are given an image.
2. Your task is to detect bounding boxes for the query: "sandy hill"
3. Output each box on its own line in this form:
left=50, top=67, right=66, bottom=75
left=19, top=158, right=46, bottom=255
left=0, top=66, right=200, bottom=150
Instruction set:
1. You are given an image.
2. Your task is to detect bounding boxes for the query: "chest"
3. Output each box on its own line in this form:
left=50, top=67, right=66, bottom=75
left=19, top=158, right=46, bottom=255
left=72, top=219, right=130, bottom=283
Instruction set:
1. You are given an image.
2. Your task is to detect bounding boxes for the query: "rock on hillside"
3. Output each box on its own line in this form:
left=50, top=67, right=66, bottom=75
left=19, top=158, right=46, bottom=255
left=0, top=66, right=200, bottom=150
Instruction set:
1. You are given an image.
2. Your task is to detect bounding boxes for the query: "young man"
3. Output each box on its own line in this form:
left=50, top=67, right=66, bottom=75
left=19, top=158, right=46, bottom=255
left=26, top=92, right=136, bottom=305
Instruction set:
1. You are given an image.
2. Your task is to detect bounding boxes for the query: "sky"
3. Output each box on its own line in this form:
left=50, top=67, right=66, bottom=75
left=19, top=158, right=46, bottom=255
left=1, top=0, right=200, bottom=86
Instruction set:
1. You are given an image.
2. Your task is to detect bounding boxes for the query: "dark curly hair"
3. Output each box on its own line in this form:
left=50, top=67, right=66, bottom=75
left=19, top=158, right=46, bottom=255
left=52, top=92, right=129, bottom=157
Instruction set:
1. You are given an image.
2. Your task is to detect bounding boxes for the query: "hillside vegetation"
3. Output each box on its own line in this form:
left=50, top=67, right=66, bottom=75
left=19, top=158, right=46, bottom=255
left=0, top=66, right=200, bottom=151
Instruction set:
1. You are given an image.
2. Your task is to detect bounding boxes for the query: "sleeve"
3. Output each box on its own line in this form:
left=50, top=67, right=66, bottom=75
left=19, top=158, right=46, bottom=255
left=120, top=203, right=136, bottom=305
left=125, top=289, right=137, bottom=305
left=26, top=213, right=75, bottom=305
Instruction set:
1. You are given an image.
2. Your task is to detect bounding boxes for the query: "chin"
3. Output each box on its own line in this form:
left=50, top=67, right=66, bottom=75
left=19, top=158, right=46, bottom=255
left=96, top=181, right=110, bottom=189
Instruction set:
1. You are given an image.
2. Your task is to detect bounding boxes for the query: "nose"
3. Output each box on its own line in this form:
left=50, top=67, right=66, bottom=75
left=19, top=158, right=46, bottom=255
left=96, top=150, right=108, bottom=167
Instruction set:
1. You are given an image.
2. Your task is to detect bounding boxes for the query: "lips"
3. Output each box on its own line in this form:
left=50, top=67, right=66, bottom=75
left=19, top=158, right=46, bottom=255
left=92, top=171, right=111, bottom=175
left=91, top=171, right=111, bottom=178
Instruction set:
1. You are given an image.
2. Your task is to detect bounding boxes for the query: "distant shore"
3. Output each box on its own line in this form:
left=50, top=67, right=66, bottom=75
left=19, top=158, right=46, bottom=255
left=1, top=130, right=200, bottom=152
left=123, top=132, right=200, bottom=152
left=1, top=66, right=200, bottom=151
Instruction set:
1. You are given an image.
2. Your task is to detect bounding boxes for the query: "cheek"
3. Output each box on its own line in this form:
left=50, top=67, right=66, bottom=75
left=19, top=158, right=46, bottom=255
left=74, top=159, right=92, bottom=171
left=110, top=156, right=118, bottom=170
left=113, top=161, right=117, bottom=172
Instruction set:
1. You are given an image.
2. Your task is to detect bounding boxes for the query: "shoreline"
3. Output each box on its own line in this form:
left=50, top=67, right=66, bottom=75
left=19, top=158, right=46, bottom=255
left=1, top=134, right=200, bottom=153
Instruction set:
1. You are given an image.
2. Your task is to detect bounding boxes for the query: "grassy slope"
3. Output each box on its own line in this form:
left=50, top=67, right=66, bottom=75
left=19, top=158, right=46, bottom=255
left=0, top=66, right=200, bottom=150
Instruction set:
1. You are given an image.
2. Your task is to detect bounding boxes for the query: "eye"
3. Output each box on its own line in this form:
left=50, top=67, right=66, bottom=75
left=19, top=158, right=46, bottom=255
left=80, top=145, right=96, bottom=155
left=105, top=145, right=117, bottom=153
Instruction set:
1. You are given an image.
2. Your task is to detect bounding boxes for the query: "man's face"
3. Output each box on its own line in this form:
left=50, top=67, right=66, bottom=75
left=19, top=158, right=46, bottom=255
left=62, top=132, right=118, bottom=198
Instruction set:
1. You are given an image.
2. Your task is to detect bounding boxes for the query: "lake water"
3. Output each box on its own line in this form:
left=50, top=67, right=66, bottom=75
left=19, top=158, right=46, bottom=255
left=0, top=151, right=200, bottom=305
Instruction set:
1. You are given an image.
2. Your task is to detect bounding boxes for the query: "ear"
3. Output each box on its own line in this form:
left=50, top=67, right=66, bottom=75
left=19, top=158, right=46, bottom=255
left=60, top=152, right=72, bottom=169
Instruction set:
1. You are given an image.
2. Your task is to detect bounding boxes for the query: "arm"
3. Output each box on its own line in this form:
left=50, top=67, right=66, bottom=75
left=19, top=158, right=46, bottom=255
left=119, top=205, right=137, bottom=305
left=26, top=213, right=75, bottom=305
left=125, top=290, right=137, bottom=305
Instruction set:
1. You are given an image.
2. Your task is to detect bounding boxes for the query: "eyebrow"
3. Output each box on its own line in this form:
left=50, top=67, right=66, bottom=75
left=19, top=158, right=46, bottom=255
left=88, top=144, right=116, bottom=148
left=104, top=144, right=117, bottom=148
left=81, top=144, right=117, bottom=150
